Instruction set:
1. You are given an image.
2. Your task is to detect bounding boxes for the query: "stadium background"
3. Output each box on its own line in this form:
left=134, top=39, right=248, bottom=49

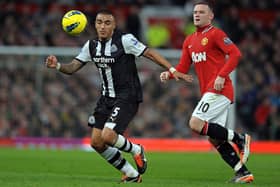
left=0, top=0, right=279, bottom=149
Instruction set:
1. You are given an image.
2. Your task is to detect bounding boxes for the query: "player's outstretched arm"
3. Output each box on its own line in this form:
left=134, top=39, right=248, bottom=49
left=173, top=71, right=193, bottom=83
left=160, top=71, right=170, bottom=83
left=143, top=48, right=193, bottom=82
left=45, top=55, right=84, bottom=75
left=160, top=71, right=193, bottom=83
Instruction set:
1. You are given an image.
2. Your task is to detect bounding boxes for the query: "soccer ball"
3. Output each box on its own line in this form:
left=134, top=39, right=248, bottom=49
left=62, top=10, right=87, bottom=36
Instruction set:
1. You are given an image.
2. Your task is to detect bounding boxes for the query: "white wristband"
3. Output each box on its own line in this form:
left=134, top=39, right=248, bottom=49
left=56, top=62, right=61, bottom=70
left=169, top=67, right=177, bottom=74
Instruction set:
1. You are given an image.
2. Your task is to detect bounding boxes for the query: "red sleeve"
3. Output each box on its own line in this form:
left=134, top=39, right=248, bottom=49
left=214, top=29, right=242, bottom=77
left=170, top=37, right=192, bottom=79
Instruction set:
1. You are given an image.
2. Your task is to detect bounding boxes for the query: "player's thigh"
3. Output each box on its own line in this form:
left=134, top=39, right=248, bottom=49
left=88, top=96, right=114, bottom=129
left=105, top=100, right=139, bottom=135
left=192, top=92, right=231, bottom=126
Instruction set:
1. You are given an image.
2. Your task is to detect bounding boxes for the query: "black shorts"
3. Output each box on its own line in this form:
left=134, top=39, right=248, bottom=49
left=88, top=96, right=139, bottom=134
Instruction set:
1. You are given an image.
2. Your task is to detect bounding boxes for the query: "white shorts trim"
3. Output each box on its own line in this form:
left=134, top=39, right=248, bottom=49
left=105, top=122, right=117, bottom=129
left=192, top=92, right=231, bottom=127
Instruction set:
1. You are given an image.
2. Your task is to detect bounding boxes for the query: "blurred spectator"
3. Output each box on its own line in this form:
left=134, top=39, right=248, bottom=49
left=254, top=97, right=271, bottom=139
left=146, top=23, right=170, bottom=48
left=125, top=5, right=142, bottom=39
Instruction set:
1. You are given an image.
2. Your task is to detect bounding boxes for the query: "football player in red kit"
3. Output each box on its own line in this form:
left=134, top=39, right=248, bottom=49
left=160, top=1, right=254, bottom=183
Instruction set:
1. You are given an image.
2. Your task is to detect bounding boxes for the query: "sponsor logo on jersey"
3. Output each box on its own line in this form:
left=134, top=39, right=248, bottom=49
left=201, top=37, right=208, bottom=46
left=192, top=52, right=207, bottom=63
left=93, top=57, right=115, bottom=63
left=93, top=57, right=115, bottom=68
left=223, top=37, right=233, bottom=45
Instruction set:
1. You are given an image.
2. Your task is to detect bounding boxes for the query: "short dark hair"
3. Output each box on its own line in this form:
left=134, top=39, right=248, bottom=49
left=194, top=0, right=215, bottom=12
left=96, top=9, right=115, bottom=17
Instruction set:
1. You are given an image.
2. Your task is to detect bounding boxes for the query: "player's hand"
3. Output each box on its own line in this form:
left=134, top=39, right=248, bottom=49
left=173, top=71, right=193, bottom=83
left=214, top=76, right=225, bottom=91
left=160, top=71, right=170, bottom=83
left=45, top=55, right=58, bottom=68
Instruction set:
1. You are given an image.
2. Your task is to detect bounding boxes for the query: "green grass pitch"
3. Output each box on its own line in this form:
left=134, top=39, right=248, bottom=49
left=0, top=148, right=279, bottom=187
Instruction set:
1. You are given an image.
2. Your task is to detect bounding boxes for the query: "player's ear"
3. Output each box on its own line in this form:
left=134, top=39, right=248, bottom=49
left=209, top=12, right=214, bottom=20
left=112, top=19, right=116, bottom=29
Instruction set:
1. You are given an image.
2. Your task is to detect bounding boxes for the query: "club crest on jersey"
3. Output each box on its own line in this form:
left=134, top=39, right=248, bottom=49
left=201, top=37, right=208, bottom=46
left=111, top=44, right=118, bottom=53
left=88, top=115, right=95, bottom=125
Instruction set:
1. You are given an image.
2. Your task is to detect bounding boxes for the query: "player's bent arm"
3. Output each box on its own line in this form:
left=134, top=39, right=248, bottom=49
left=57, top=59, right=84, bottom=75
left=218, top=50, right=241, bottom=78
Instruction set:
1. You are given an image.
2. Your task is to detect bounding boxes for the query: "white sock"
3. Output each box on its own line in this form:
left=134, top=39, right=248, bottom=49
left=227, top=129, right=234, bottom=141
left=100, top=146, right=139, bottom=177
left=114, top=134, right=141, bottom=155
left=121, top=161, right=139, bottom=177
left=234, top=161, right=242, bottom=172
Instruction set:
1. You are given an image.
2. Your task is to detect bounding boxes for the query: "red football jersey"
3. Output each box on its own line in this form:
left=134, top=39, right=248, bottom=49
left=175, top=24, right=241, bottom=102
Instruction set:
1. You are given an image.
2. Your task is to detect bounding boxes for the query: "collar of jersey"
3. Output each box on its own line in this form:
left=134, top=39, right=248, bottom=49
left=196, top=24, right=212, bottom=33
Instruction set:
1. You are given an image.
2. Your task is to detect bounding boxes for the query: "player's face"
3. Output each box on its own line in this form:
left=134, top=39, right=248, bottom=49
left=193, top=4, right=214, bottom=27
left=95, top=13, right=116, bottom=40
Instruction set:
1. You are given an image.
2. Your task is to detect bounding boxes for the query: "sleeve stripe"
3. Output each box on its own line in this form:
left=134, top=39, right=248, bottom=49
left=74, top=57, right=87, bottom=64
left=138, top=47, right=148, bottom=57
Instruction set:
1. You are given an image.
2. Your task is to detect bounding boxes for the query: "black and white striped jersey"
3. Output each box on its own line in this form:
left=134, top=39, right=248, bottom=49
left=75, top=30, right=147, bottom=102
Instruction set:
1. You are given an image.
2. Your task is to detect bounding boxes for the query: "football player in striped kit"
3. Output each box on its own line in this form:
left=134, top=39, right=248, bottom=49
left=45, top=9, right=193, bottom=183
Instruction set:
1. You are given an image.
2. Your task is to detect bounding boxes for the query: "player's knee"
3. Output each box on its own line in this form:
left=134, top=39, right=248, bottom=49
left=101, top=128, right=116, bottom=145
left=189, top=117, right=204, bottom=133
left=90, top=138, right=105, bottom=153
left=188, top=117, right=198, bottom=130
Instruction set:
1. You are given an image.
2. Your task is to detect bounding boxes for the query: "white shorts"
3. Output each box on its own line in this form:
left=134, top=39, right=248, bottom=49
left=192, top=92, right=231, bottom=127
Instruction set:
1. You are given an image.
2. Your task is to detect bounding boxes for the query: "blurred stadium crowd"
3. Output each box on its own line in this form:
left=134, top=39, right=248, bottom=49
left=0, top=0, right=280, bottom=140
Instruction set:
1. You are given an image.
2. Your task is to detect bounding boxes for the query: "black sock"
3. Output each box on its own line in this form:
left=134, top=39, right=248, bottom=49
left=237, top=165, right=249, bottom=174
left=201, top=123, right=228, bottom=141
left=216, top=141, right=249, bottom=173
left=216, top=141, right=240, bottom=169
left=232, top=133, right=244, bottom=145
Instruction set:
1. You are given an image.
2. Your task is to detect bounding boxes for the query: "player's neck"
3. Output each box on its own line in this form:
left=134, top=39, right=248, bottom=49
left=196, top=24, right=212, bottom=32
left=98, top=31, right=114, bottom=42
left=98, top=37, right=111, bottom=42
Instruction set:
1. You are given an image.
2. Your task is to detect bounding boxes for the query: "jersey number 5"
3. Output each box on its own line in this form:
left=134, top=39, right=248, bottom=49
left=109, top=107, right=120, bottom=122
left=112, top=107, right=120, bottom=117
